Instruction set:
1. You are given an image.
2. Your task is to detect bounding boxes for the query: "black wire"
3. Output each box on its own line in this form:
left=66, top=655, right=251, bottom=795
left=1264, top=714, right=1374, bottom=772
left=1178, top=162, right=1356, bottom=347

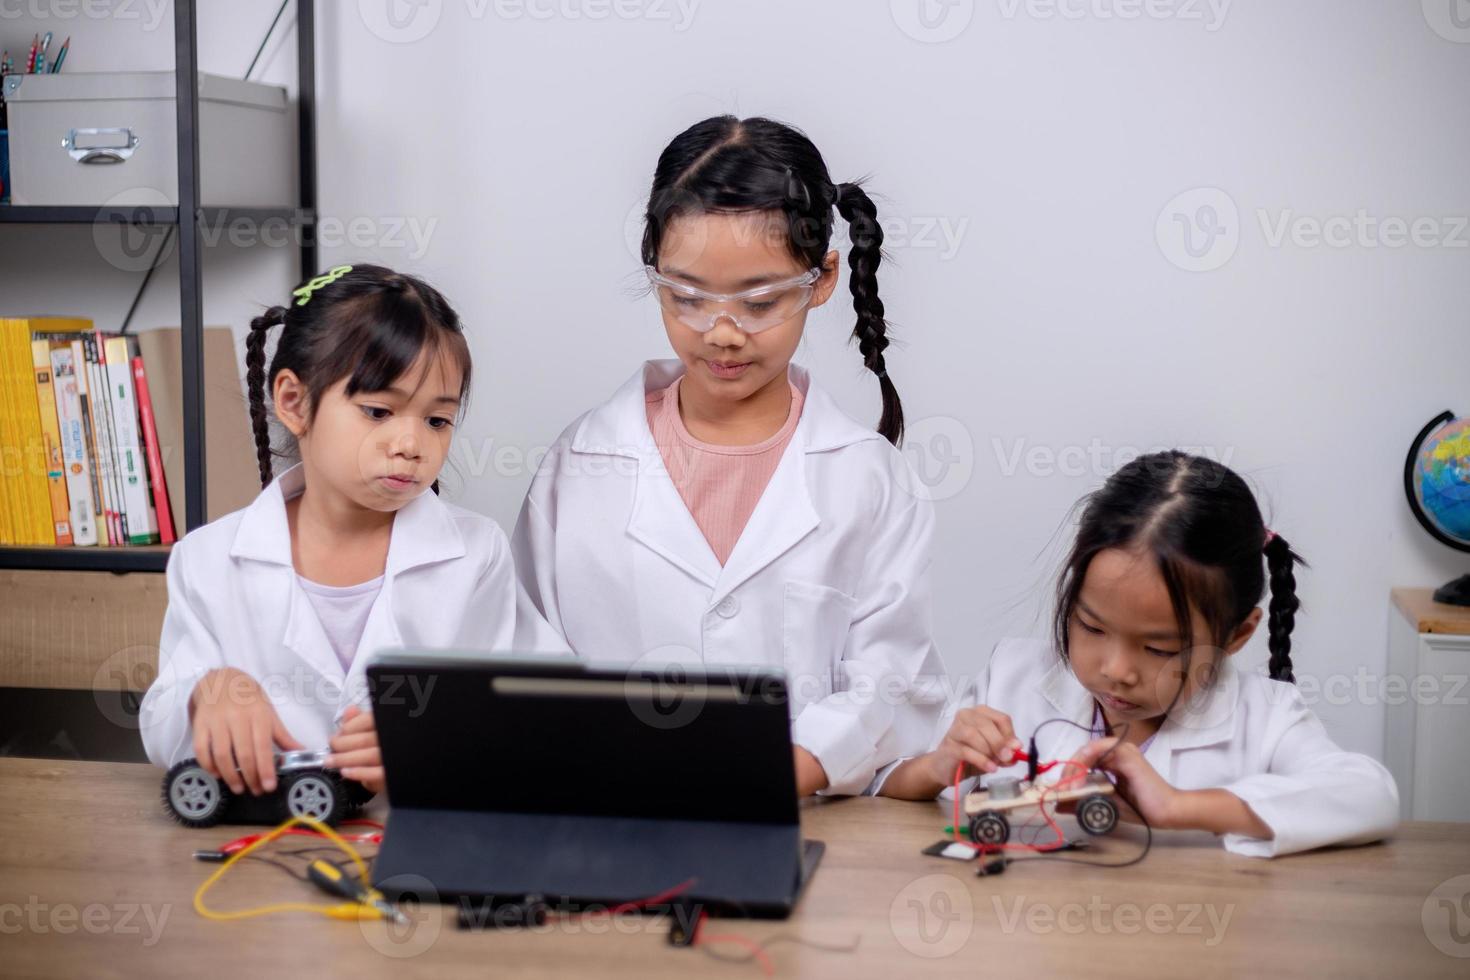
left=278, top=844, right=373, bottom=860
left=239, top=843, right=377, bottom=884
left=246, top=0, right=292, bottom=80
left=1028, top=714, right=1131, bottom=772
left=241, top=853, right=309, bottom=882
left=1002, top=793, right=1153, bottom=870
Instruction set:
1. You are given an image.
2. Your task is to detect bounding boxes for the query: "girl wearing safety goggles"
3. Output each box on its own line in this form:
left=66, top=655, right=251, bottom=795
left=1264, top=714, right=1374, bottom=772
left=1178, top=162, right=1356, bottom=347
left=511, top=115, right=944, bottom=798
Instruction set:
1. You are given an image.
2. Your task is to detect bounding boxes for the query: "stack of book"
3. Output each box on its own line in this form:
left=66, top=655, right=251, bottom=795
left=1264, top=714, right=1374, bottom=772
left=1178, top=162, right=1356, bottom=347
left=0, top=317, right=176, bottom=548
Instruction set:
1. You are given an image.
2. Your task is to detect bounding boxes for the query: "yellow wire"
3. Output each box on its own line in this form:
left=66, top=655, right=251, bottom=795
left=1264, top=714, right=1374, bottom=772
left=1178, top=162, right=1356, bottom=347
left=194, top=815, right=383, bottom=922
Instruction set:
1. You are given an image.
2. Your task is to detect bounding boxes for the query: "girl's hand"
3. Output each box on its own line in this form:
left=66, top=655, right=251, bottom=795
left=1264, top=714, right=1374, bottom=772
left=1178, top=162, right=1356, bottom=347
left=924, top=705, right=1024, bottom=787
left=189, top=667, right=303, bottom=796
left=1068, top=737, right=1181, bottom=827
left=1070, top=737, right=1274, bottom=839
left=327, top=705, right=385, bottom=795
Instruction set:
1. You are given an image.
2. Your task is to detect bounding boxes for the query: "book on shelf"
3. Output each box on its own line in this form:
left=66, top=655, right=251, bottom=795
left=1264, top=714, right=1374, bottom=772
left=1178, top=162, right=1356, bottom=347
left=0, top=317, right=91, bottom=546
left=133, top=326, right=260, bottom=531
left=44, top=338, right=99, bottom=547
left=79, top=333, right=119, bottom=545
left=0, top=318, right=213, bottom=550
left=3, top=320, right=256, bottom=551
left=30, top=338, right=73, bottom=545
left=104, top=335, right=159, bottom=545
left=130, top=352, right=176, bottom=545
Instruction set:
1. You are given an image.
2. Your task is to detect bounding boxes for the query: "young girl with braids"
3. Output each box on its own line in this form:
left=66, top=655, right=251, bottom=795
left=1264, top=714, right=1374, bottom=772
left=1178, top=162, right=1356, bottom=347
left=881, top=451, right=1399, bottom=856
left=512, top=116, right=943, bottom=798
left=141, top=265, right=532, bottom=798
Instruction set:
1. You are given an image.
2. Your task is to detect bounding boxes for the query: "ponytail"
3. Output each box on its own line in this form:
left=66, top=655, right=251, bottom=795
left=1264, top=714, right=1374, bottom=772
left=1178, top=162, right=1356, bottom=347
left=835, top=182, right=904, bottom=446
left=1263, top=532, right=1304, bottom=683
left=245, top=306, right=287, bottom=489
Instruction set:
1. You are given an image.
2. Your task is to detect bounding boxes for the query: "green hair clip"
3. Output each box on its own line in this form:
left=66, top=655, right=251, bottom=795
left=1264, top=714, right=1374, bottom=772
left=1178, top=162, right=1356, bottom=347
left=292, top=265, right=353, bottom=307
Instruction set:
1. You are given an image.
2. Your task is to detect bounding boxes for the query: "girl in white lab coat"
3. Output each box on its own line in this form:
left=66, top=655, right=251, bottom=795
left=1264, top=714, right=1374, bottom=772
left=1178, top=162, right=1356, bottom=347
left=880, top=450, right=1400, bottom=857
left=512, top=116, right=944, bottom=797
left=140, top=264, right=522, bottom=799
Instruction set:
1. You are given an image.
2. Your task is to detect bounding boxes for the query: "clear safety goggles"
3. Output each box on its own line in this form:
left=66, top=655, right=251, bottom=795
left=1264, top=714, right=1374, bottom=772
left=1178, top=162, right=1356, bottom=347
left=645, top=266, right=823, bottom=335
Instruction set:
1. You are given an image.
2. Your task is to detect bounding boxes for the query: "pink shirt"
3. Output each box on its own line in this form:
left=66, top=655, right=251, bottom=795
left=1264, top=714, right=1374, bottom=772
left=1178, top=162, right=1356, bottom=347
left=646, top=375, right=805, bottom=566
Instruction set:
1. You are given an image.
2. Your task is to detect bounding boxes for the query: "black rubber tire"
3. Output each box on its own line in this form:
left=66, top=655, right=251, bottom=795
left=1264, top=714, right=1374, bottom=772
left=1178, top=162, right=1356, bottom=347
left=279, top=769, right=345, bottom=826
left=969, top=810, right=1010, bottom=846
left=1077, top=794, right=1119, bottom=835
left=162, top=759, right=232, bottom=828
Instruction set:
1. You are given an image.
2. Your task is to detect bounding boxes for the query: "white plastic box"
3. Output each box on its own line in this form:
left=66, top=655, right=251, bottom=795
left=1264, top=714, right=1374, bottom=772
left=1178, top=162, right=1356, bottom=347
left=2, top=71, right=294, bottom=207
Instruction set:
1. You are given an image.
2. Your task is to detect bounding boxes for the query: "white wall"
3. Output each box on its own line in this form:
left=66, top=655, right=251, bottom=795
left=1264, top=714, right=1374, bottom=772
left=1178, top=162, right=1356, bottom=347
left=3, top=1, right=1466, bottom=757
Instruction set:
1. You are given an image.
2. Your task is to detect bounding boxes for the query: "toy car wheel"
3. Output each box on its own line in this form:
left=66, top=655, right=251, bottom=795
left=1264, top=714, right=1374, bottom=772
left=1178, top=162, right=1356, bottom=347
left=969, top=810, right=1010, bottom=846
left=1077, top=794, right=1118, bottom=835
left=281, top=770, right=345, bottom=825
left=163, top=760, right=231, bottom=828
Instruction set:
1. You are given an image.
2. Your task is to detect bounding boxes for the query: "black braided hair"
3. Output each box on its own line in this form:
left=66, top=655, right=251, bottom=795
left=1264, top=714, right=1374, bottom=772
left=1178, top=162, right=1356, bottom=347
left=1054, top=450, right=1308, bottom=686
left=1263, top=533, right=1304, bottom=682
left=640, top=115, right=905, bottom=445
left=244, top=265, right=470, bottom=492
left=245, top=305, right=288, bottom=488
left=835, top=182, right=902, bottom=444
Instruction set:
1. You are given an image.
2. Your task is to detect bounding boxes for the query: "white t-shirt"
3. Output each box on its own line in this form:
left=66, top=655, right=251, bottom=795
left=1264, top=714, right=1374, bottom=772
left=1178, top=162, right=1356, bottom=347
left=297, top=574, right=384, bottom=671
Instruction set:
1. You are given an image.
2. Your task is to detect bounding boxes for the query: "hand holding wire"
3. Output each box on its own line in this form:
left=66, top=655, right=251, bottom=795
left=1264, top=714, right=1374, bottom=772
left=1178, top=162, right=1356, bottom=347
left=926, top=704, right=1025, bottom=784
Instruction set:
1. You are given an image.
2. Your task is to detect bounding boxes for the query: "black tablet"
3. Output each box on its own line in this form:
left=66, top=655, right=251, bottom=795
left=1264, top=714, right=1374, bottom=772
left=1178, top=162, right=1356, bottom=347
left=367, top=652, right=823, bottom=918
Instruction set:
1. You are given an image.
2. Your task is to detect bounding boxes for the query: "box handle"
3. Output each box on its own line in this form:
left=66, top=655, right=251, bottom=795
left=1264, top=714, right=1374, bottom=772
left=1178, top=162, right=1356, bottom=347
left=61, top=127, right=141, bottom=165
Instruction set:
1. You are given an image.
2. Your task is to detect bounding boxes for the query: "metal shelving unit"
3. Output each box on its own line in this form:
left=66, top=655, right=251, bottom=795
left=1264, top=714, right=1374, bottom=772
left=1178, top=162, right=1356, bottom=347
left=0, top=0, right=316, bottom=574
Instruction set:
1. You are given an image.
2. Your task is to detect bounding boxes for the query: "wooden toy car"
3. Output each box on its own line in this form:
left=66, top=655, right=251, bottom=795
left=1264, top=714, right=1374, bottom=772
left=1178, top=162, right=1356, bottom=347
left=964, top=771, right=1119, bottom=846
left=162, top=750, right=374, bottom=829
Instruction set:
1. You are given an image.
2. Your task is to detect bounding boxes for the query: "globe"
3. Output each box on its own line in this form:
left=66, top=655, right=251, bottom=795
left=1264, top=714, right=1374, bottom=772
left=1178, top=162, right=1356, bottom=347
left=1405, top=411, right=1470, bottom=606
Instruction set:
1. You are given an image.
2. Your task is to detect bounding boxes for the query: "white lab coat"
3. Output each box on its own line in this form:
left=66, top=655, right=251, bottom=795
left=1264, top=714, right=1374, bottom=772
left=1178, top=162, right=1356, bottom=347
left=938, top=638, right=1400, bottom=857
left=139, top=463, right=526, bottom=768
left=511, top=360, right=946, bottom=795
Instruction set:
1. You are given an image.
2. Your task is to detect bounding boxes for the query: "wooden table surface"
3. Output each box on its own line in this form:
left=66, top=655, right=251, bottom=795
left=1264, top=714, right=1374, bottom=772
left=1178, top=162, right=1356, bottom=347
left=3, top=757, right=1469, bottom=978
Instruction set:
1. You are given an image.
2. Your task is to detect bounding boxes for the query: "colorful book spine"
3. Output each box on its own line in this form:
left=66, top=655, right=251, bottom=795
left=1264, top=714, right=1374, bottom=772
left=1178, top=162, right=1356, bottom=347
left=104, top=336, right=156, bottom=545
left=49, top=343, right=98, bottom=547
left=131, top=353, right=176, bottom=545
left=71, top=338, right=109, bottom=546
left=1, top=318, right=94, bottom=545
left=0, top=320, right=19, bottom=545
left=9, top=324, right=51, bottom=544
left=31, top=339, right=73, bottom=545
left=81, top=335, right=119, bottom=544
left=92, top=333, right=130, bottom=544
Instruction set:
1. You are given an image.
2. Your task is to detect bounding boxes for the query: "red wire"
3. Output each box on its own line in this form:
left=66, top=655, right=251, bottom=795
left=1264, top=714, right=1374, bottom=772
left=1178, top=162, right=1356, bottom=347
left=576, top=878, right=697, bottom=919
left=691, top=908, right=778, bottom=977
left=556, top=878, right=775, bottom=975
left=952, top=763, right=964, bottom=843
left=216, top=821, right=384, bottom=854
left=699, top=926, right=776, bottom=976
